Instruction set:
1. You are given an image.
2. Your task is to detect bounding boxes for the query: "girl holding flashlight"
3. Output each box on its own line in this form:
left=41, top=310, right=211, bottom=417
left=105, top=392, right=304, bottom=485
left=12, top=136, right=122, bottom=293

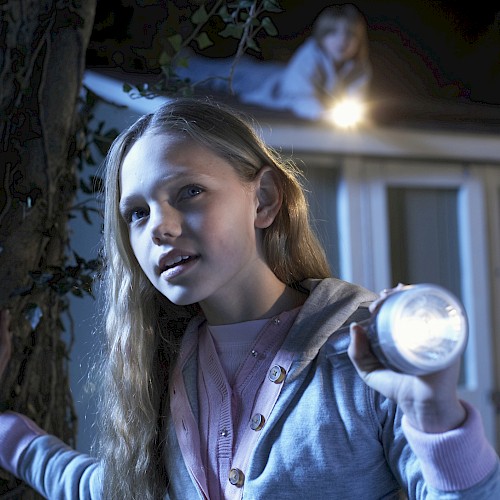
left=177, top=3, right=372, bottom=122
left=0, top=98, right=498, bottom=499
left=242, top=3, right=372, bottom=120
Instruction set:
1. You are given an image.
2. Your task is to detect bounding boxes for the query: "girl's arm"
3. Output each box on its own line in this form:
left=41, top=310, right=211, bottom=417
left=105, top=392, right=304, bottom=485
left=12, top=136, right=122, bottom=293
left=277, top=40, right=330, bottom=120
left=0, top=311, right=102, bottom=498
left=348, top=305, right=500, bottom=494
left=17, top=431, right=102, bottom=499
left=0, top=310, right=37, bottom=476
left=0, top=411, right=102, bottom=500
left=0, top=411, right=47, bottom=475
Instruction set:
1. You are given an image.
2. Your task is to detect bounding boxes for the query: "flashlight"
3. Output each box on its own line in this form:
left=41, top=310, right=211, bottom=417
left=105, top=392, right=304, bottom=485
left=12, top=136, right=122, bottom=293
left=326, top=97, right=365, bottom=128
left=366, top=284, right=468, bottom=375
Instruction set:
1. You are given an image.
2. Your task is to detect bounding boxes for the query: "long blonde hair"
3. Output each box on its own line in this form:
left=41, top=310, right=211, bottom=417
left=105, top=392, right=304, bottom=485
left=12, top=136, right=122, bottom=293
left=98, top=97, right=331, bottom=498
left=313, top=3, right=370, bottom=67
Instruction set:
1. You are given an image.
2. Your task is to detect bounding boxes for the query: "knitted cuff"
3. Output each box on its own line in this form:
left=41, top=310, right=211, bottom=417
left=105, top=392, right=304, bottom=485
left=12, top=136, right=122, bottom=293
left=402, top=400, right=498, bottom=491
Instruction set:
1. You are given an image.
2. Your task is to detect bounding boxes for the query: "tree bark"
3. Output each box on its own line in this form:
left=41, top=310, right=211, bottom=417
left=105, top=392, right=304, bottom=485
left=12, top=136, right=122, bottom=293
left=0, top=1, right=96, bottom=497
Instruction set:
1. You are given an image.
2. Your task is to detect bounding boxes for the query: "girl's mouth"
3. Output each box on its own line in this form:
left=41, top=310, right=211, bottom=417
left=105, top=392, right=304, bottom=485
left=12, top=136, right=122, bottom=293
left=161, top=255, right=194, bottom=272
left=160, top=255, right=199, bottom=280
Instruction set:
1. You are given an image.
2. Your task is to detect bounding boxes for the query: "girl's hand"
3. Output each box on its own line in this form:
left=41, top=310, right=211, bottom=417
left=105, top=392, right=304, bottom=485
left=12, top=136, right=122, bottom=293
left=347, top=287, right=466, bottom=434
left=0, top=309, right=12, bottom=382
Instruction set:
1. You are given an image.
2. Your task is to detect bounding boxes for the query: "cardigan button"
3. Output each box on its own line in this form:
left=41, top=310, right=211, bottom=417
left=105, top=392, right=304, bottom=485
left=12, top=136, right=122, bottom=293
left=229, top=468, right=245, bottom=487
left=250, top=413, right=265, bottom=431
left=268, top=365, right=286, bottom=384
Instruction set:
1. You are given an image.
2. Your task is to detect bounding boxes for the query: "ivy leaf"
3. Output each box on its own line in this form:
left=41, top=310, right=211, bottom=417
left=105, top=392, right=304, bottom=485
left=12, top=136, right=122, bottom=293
left=159, top=51, right=171, bottom=66
left=195, top=32, right=214, bottom=50
left=246, top=37, right=260, bottom=52
left=94, top=129, right=119, bottom=156
left=81, top=206, right=101, bottom=225
left=218, top=4, right=232, bottom=22
left=73, top=251, right=85, bottom=266
left=168, top=34, right=183, bottom=52
left=261, top=16, right=278, bottom=36
left=263, top=0, right=283, bottom=13
left=219, top=23, right=244, bottom=39
left=191, top=5, right=209, bottom=25
left=82, top=207, right=93, bottom=225
left=80, top=179, right=92, bottom=194
left=85, top=153, right=96, bottom=166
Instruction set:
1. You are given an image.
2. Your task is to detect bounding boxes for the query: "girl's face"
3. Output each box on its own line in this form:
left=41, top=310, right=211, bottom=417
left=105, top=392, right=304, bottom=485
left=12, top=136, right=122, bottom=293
left=119, top=133, right=273, bottom=322
left=321, top=18, right=362, bottom=63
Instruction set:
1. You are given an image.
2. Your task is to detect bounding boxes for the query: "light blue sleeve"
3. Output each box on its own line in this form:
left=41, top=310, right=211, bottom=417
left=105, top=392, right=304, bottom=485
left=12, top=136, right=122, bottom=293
left=377, top=396, right=500, bottom=499
left=18, top=435, right=102, bottom=500
left=240, top=40, right=327, bottom=120
left=425, top=463, right=500, bottom=499
left=277, top=40, right=328, bottom=120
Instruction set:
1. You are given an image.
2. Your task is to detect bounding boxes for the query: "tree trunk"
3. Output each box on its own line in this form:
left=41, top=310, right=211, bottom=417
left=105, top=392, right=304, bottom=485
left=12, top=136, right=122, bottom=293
left=0, top=1, right=96, bottom=497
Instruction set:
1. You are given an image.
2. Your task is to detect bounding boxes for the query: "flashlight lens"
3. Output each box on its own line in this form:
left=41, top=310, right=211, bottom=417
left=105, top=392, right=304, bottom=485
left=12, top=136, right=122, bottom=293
left=327, top=98, right=365, bottom=128
left=374, top=284, right=468, bottom=374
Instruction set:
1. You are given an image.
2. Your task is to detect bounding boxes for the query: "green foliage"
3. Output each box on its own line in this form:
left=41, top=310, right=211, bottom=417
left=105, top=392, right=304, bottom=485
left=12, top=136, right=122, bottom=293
left=192, top=4, right=210, bottom=25
left=195, top=32, right=214, bottom=50
left=12, top=252, right=101, bottom=302
left=261, top=16, right=278, bottom=36
left=123, top=0, right=282, bottom=98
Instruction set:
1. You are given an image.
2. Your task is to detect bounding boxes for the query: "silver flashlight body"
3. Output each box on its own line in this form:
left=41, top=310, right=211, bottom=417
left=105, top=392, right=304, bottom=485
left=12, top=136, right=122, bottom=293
left=367, top=284, right=469, bottom=375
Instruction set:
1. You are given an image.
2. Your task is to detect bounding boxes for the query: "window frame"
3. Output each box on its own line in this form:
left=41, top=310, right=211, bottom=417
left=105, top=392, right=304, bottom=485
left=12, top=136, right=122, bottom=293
left=338, top=158, right=496, bottom=445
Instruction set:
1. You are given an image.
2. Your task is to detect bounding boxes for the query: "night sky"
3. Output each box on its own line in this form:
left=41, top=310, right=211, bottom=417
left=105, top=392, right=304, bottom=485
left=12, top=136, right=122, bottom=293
left=87, top=1, right=500, bottom=107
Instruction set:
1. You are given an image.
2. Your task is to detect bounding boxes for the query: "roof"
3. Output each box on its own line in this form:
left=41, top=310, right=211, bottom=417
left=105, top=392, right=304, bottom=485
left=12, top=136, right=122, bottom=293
left=84, top=69, right=500, bottom=164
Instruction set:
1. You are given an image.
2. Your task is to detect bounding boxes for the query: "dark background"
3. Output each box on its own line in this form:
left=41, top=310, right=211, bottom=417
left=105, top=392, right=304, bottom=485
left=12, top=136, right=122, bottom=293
left=86, top=1, right=500, bottom=126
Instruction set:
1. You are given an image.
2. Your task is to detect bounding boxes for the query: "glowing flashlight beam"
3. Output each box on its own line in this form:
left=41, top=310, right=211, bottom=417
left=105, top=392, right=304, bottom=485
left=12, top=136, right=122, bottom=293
left=327, top=98, right=365, bottom=128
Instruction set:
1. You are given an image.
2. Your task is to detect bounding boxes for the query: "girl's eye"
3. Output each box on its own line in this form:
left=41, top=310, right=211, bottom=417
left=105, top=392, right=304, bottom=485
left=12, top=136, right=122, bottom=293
left=127, top=207, right=149, bottom=223
left=181, top=185, right=203, bottom=199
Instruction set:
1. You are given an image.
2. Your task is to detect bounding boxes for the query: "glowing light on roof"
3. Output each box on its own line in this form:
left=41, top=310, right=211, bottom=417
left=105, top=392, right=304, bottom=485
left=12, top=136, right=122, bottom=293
left=327, top=97, right=366, bottom=128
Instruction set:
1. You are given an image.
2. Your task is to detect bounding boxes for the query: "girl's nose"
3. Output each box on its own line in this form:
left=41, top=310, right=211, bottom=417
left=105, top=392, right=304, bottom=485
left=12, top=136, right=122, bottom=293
left=150, top=206, right=182, bottom=244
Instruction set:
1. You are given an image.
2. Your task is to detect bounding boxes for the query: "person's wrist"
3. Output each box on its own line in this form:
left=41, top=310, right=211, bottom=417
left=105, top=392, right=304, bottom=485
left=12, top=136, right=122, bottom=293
left=403, top=399, right=466, bottom=433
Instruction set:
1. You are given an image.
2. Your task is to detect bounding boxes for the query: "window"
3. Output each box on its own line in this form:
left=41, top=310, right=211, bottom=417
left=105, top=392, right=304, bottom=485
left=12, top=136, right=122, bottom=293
left=388, top=187, right=461, bottom=294
left=336, top=159, right=496, bottom=444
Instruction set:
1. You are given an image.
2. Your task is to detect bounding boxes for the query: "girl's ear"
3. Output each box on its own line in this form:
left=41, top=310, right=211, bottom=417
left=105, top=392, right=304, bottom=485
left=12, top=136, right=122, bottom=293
left=254, top=166, right=282, bottom=229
